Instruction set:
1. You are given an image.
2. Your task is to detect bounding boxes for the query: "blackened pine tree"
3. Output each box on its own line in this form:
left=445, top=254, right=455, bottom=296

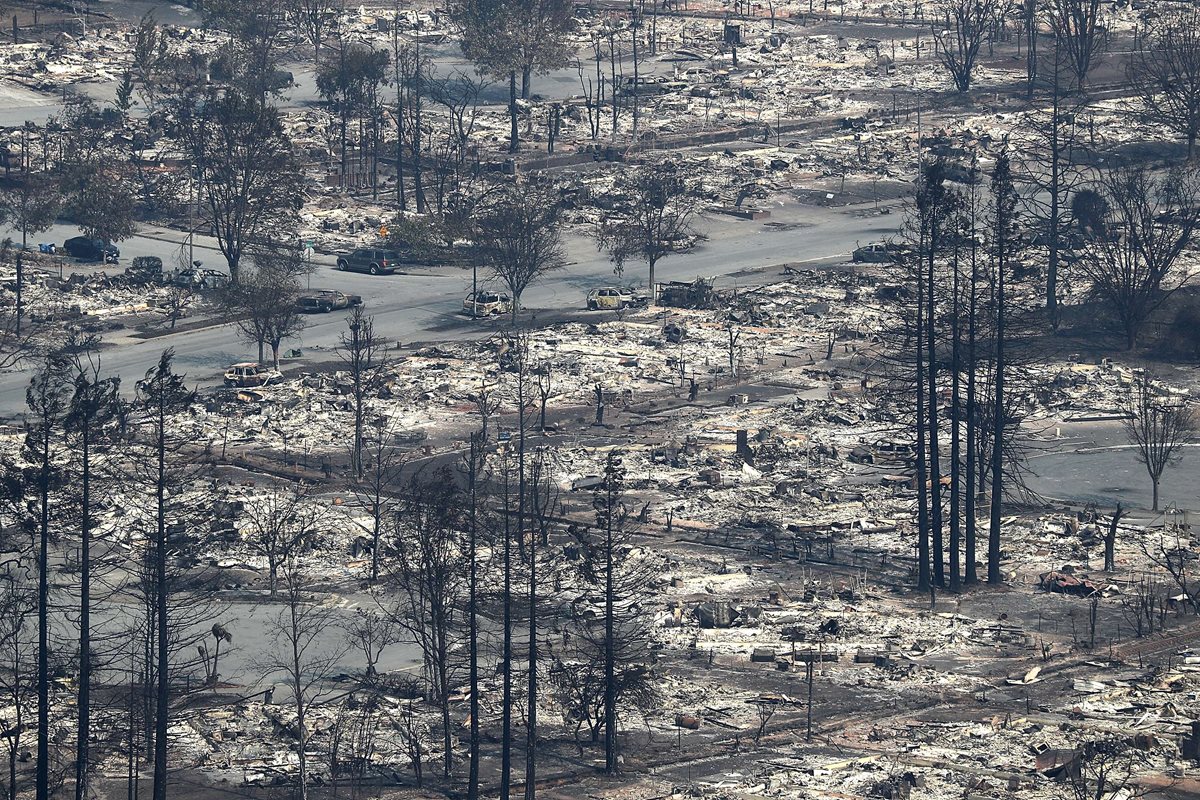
left=567, top=452, right=658, bottom=773
left=133, top=351, right=196, bottom=800
left=63, top=342, right=119, bottom=800
left=988, top=151, right=1019, bottom=584
left=25, top=355, right=70, bottom=800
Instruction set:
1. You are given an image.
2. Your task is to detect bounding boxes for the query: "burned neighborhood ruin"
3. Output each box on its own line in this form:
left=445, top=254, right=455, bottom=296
left=1, top=0, right=1200, bottom=798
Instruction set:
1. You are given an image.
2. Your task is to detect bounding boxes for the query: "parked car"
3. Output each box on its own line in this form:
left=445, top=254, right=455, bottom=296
left=852, top=242, right=904, bottom=263
left=296, top=295, right=335, bottom=313
left=336, top=248, right=402, bottom=275
left=586, top=287, right=641, bottom=311
left=315, top=289, right=363, bottom=310
left=224, top=362, right=282, bottom=388
left=63, top=237, right=120, bottom=263
left=463, top=290, right=511, bottom=317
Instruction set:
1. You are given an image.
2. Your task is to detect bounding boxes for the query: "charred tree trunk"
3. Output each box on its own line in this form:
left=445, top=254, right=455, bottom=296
left=603, top=476, right=617, bottom=772
left=412, top=35, right=426, bottom=213
left=467, top=435, right=481, bottom=800
left=1046, top=57, right=1063, bottom=325
left=152, top=390, right=169, bottom=800
left=948, top=250, right=962, bottom=592
left=75, top=406, right=93, bottom=800
left=499, top=461, right=513, bottom=800
left=35, top=409, right=51, bottom=800
left=964, top=237, right=980, bottom=585
left=609, top=32, right=619, bottom=141
left=927, top=215, right=945, bottom=588
left=1105, top=503, right=1123, bottom=571
left=509, top=71, right=519, bottom=154
left=524, top=510, right=537, bottom=800
left=988, top=160, right=1012, bottom=586
left=915, top=244, right=932, bottom=592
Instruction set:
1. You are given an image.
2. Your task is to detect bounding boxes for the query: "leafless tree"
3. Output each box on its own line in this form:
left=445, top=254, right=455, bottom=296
left=462, top=426, right=491, bottom=800
left=1122, top=374, right=1195, bottom=511
left=523, top=446, right=560, bottom=800
left=1015, top=54, right=1088, bottom=322
left=494, top=331, right=537, bottom=800
left=596, top=161, right=703, bottom=297
left=339, top=308, right=385, bottom=481
left=159, top=285, right=193, bottom=331
left=1021, top=0, right=1037, bottom=95
left=726, top=322, right=742, bottom=384
left=382, top=466, right=466, bottom=777
left=22, top=354, right=70, bottom=800
left=130, top=350, right=199, bottom=800
left=1120, top=570, right=1165, bottom=637
left=1079, top=163, right=1200, bottom=349
left=258, top=559, right=350, bottom=800
left=0, top=566, right=37, bottom=800
left=346, top=415, right=407, bottom=583
left=1063, top=735, right=1152, bottom=800
left=0, top=241, right=47, bottom=364
left=172, top=88, right=302, bottom=283
left=241, top=483, right=326, bottom=596
left=1141, top=520, right=1200, bottom=614
left=576, top=47, right=604, bottom=141
left=285, top=0, right=334, bottom=63
left=932, top=0, right=995, bottom=92
left=0, top=173, right=59, bottom=251
left=226, top=248, right=307, bottom=367
left=893, top=158, right=964, bottom=590
left=471, top=381, right=501, bottom=445
left=343, top=608, right=403, bottom=682
left=1046, top=0, right=1105, bottom=91
left=1131, top=7, right=1200, bottom=159
left=474, top=183, right=567, bottom=325
left=564, top=451, right=658, bottom=773
left=428, top=69, right=489, bottom=211
left=389, top=21, right=430, bottom=211
left=63, top=342, right=119, bottom=800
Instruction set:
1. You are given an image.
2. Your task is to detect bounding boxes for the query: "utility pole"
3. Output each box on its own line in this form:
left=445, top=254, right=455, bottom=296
left=15, top=251, right=22, bottom=337
left=188, top=164, right=197, bottom=269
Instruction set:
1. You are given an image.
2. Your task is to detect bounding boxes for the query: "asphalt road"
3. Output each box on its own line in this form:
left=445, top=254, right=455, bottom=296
left=1027, top=422, right=1200, bottom=514
left=0, top=199, right=902, bottom=417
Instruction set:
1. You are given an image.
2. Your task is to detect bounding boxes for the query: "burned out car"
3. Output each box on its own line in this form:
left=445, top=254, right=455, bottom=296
left=223, top=363, right=282, bottom=388
left=851, top=242, right=905, bottom=263
left=586, top=287, right=644, bottom=311
left=463, top=290, right=511, bottom=317
left=315, top=289, right=362, bottom=309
